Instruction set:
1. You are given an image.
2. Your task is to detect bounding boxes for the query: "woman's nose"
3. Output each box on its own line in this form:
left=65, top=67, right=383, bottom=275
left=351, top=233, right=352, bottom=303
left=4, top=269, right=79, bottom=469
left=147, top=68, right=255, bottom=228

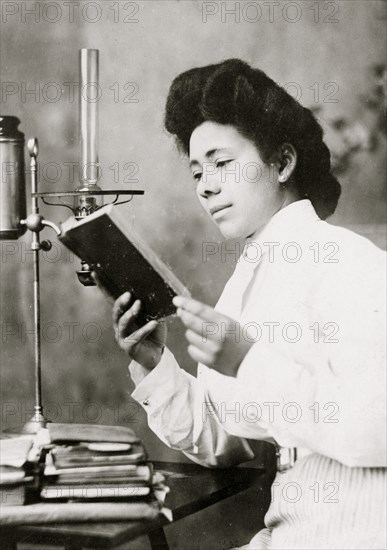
left=197, top=163, right=222, bottom=196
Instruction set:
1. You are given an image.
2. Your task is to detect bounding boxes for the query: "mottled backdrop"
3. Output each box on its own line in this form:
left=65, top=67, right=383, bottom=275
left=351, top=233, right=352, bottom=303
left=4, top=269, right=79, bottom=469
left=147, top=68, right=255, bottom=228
left=1, top=1, right=386, bottom=548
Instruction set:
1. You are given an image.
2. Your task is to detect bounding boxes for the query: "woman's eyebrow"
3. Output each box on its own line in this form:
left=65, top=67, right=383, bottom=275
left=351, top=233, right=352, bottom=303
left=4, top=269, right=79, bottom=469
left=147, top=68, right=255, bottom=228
left=189, top=148, right=231, bottom=167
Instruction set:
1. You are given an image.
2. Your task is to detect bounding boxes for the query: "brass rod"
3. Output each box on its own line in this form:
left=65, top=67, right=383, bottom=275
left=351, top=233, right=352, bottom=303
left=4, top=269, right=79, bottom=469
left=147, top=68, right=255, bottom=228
left=28, top=138, right=45, bottom=427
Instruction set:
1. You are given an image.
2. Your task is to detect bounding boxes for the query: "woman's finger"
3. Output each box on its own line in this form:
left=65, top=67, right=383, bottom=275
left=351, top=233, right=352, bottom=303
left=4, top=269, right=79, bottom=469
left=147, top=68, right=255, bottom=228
left=122, top=320, right=158, bottom=347
left=187, top=344, right=213, bottom=367
left=112, top=292, right=132, bottom=326
left=185, top=328, right=219, bottom=354
left=173, top=296, right=224, bottom=324
left=117, top=299, right=141, bottom=338
left=178, top=308, right=215, bottom=337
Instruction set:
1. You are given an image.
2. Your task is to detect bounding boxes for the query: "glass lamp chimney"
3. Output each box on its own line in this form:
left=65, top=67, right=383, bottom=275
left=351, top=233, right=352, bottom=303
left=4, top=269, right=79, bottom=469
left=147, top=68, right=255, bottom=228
left=75, top=48, right=103, bottom=219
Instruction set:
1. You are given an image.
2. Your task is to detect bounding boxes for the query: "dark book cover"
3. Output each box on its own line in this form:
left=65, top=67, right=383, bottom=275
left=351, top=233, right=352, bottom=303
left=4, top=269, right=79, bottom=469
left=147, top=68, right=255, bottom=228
left=52, top=442, right=146, bottom=468
left=40, top=484, right=151, bottom=500
left=46, top=423, right=140, bottom=445
left=59, top=204, right=191, bottom=322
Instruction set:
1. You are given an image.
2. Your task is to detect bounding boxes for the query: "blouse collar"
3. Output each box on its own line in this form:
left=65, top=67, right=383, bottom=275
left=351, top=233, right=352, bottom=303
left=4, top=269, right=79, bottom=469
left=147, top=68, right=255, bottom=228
left=239, top=199, right=321, bottom=270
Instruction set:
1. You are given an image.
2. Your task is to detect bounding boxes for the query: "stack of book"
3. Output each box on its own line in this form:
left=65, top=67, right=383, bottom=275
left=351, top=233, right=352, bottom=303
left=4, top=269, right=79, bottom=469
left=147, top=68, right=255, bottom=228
left=0, top=424, right=171, bottom=525
left=40, top=423, right=165, bottom=503
left=0, top=436, right=39, bottom=506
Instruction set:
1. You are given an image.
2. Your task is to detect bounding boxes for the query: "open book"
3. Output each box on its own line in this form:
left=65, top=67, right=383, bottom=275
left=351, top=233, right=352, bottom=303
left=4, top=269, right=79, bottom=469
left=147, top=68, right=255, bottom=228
left=59, top=204, right=190, bottom=322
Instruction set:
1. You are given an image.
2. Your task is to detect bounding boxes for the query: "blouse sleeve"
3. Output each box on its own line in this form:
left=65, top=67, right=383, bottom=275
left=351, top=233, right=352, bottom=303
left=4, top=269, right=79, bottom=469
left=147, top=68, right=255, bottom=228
left=129, top=347, right=255, bottom=467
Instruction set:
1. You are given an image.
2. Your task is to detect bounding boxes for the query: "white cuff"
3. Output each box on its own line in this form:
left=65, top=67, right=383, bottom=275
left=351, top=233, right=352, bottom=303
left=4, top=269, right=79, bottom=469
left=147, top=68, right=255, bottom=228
left=129, top=347, right=194, bottom=415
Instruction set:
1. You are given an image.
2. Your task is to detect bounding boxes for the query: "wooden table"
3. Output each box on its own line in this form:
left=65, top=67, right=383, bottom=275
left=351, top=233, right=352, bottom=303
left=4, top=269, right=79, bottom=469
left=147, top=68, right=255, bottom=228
left=0, top=461, right=267, bottom=549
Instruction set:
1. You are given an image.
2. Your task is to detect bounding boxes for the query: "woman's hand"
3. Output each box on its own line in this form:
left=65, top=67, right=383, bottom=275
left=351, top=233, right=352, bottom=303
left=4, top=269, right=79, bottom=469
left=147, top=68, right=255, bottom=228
left=113, top=291, right=167, bottom=370
left=173, top=295, right=252, bottom=377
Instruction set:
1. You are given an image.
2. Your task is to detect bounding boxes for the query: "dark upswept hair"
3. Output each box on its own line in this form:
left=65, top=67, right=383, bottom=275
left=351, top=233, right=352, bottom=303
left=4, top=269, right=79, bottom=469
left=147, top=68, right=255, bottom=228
left=164, top=59, right=341, bottom=220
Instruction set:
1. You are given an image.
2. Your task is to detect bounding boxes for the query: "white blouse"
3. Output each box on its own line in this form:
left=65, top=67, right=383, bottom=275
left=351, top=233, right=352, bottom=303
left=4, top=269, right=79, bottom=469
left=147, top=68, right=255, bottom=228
left=129, top=199, right=386, bottom=548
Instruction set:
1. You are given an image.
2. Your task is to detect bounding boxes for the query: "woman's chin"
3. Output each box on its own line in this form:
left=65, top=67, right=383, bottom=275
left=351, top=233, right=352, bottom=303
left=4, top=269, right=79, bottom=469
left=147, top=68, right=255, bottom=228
left=217, top=222, right=245, bottom=240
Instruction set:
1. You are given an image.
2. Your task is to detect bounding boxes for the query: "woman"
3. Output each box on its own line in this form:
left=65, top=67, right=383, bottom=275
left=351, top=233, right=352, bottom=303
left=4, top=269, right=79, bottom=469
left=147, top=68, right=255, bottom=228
left=112, top=60, right=386, bottom=549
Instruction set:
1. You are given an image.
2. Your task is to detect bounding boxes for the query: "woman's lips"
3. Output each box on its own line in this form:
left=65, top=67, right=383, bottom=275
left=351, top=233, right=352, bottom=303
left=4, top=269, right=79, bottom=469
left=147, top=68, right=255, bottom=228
left=211, top=205, right=232, bottom=219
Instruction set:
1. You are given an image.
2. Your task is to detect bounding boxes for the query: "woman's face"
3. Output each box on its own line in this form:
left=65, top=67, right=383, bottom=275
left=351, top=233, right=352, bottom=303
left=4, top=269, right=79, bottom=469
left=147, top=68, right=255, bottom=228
left=189, top=121, right=290, bottom=239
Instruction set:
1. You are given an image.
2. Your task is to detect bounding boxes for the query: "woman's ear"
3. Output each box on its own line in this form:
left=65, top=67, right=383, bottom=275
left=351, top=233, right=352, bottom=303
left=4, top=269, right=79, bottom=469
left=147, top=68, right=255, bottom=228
left=277, top=143, right=297, bottom=184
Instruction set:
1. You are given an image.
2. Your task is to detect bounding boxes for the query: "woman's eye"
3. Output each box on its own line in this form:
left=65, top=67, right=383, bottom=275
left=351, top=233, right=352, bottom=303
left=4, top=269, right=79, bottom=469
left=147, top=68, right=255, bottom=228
left=192, top=172, right=202, bottom=182
left=191, top=160, right=232, bottom=182
left=216, top=159, right=232, bottom=168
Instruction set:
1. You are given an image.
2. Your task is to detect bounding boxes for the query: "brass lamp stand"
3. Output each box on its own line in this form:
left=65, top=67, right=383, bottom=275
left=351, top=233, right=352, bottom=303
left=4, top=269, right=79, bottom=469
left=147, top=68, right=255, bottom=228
left=3, top=49, right=144, bottom=433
